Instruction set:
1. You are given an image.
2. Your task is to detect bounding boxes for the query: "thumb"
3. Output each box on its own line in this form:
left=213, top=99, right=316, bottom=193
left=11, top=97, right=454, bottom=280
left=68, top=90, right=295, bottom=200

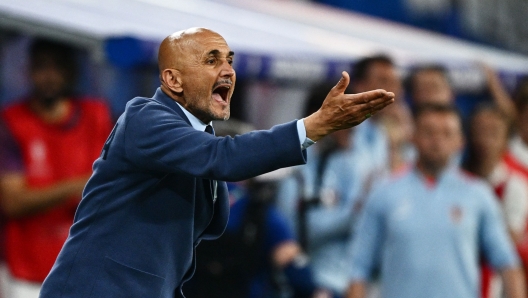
left=331, top=71, right=350, bottom=95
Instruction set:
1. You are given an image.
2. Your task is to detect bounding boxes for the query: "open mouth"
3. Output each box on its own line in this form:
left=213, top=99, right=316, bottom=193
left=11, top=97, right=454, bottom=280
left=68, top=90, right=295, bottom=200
left=212, top=82, right=231, bottom=104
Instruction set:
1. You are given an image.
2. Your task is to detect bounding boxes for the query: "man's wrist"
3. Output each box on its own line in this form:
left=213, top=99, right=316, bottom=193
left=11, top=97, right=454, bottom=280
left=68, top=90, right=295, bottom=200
left=303, top=114, right=328, bottom=142
left=296, top=119, right=316, bottom=150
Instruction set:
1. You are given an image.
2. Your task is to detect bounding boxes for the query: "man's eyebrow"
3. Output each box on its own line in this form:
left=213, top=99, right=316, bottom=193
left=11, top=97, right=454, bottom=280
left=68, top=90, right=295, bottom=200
left=208, top=49, right=220, bottom=56
left=207, top=49, right=235, bottom=57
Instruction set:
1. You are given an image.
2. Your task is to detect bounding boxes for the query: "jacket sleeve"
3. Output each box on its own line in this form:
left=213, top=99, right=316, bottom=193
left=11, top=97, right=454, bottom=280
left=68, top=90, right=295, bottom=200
left=124, top=102, right=307, bottom=182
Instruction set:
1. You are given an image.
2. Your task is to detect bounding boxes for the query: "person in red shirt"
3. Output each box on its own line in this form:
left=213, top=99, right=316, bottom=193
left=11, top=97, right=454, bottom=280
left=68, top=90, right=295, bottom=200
left=0, top=39, right=112, bottom=298
left=502, top=77, right=528, bottom=295
left=464, top=104, right=528, bottom=298
left=505, top=77, right=528, bottom=179
left=0, top=118, right=24, bottom=298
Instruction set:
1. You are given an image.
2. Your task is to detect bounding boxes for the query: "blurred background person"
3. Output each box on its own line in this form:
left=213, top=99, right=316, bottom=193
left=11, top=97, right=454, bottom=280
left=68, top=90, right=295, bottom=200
left=380, top=103, right=415, bottom=173
left=275, top=80, right=350, bottom=247
left=0, top=119, right=22, bottom=298
left=275, top=54, right=410, bottom=298
left=406, top=64, right=516, bottom=120
left=184, top=120, right=328, bottom=298
left=505, top=77, right=528, bottom=179
left=504, top=77, right=528, bottom=292
left=347, top=55, right=406, bottom=178
left=464, top=104, right=528, bottom=298
left=0, top=39, right=112, bottom=298
left=294, top=125, right=365, bottom=298
left=275, top=87, right=358, bottom=297
left=346, top=104, right=525, bottom=298
left=406, top=64, right=454, bottom=108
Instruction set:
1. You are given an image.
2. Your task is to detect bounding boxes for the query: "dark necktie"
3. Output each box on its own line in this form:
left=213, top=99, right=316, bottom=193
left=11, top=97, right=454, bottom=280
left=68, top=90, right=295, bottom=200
left=204, top=125, right=217, bottom=202
left=205, top=124, right=214, bottom=135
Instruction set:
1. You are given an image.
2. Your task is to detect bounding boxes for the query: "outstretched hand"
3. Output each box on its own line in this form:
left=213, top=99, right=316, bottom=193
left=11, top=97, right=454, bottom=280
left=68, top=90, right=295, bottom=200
left=303, top=71, right=395, bottom=141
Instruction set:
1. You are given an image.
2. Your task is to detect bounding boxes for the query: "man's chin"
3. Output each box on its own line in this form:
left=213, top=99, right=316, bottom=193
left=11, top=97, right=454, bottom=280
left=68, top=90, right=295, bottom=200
left=212, top=107, right=230, bottom=121
left=214, top=113, right=230, bottom=121
left=39, top=96, right=61, bottom=108
left=430, top=159, right=449, bottom=171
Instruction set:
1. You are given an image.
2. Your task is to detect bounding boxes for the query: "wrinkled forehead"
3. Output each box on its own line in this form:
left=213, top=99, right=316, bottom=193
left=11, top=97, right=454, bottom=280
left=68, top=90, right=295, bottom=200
left=174, top=29, right=230, bottom=54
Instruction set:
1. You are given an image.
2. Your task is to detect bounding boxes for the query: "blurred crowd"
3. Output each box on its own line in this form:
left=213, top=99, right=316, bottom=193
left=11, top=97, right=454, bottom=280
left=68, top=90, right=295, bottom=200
left=1, top=38, right=528, bottom=298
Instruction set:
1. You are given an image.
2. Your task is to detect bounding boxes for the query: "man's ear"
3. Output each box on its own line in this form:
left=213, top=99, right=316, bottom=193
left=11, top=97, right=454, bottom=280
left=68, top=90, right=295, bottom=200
left=161, top=69, right=183, bottom=93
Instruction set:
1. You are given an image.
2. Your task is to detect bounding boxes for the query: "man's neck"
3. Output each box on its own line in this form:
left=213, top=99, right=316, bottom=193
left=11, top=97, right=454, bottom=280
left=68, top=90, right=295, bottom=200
left=416, top=160, right=447, bottom=181
left=30, top=96, right=71, bottom=124
left=473, top=155, right=501, bottom=178
left=173, top=101, right=210, bottom=132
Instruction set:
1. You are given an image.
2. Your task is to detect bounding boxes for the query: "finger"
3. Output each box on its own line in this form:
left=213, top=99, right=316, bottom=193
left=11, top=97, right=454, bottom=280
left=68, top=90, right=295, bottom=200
left=366, top=95, right=395, bottom=113
left=366, top=92, right=395, bottom=108
left=343, top=89, right=392, bottom=104
left=368, top=91, right=394, bottom=105
left=372, top=96, right=395, bottom=111
left=352, top=92, right=395, bottom=112
left=330, top=71, right=350, bottom=96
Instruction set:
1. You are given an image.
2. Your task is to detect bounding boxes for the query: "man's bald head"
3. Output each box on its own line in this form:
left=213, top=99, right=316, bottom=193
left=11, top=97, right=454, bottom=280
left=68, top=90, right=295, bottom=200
left=157, top=27, right=236, bottom=123
left=158, top=27, right=224, bottom=73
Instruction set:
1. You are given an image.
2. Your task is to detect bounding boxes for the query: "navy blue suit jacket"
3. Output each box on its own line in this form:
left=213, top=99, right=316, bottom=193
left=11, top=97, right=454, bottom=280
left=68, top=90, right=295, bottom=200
left=40, top=88, right=307, bottom=298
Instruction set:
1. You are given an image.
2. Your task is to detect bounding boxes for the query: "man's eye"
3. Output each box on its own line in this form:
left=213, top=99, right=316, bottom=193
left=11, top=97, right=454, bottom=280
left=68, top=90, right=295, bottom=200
left=228, top=59, right=234, bottom=65
left=207, top=58, right=216, bottom=64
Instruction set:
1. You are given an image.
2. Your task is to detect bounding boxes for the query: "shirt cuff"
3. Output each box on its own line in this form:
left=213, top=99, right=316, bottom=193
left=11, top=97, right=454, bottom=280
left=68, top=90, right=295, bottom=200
left=296, top=119, right=316, bottom=150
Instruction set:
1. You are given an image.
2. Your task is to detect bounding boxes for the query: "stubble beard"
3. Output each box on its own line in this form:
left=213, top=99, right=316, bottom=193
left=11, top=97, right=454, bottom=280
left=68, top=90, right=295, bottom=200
left=186, top=94, right=230, bottom=123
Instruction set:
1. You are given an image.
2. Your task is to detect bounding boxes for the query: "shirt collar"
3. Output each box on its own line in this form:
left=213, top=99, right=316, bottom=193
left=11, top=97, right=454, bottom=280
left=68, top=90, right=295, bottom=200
left=174, top=102, right=211, bottom=132
left=412, top=162, right=457, bottom=188
left=510, top=135, right=528, bottom=168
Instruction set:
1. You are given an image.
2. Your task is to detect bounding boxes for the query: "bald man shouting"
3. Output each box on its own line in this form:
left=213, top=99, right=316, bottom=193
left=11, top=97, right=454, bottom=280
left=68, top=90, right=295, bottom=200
left=40, top=28, right=394, bottom=297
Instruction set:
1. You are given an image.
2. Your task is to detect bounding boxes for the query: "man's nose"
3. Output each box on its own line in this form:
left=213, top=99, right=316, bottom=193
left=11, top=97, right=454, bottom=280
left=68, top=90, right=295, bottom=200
left=220, top=61, right=235, bottom=78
